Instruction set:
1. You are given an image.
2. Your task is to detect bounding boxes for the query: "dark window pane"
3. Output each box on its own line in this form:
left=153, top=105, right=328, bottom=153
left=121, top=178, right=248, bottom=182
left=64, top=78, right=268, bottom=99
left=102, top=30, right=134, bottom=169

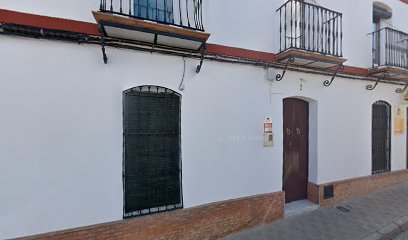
left=134, top=0, right=174, bottom=23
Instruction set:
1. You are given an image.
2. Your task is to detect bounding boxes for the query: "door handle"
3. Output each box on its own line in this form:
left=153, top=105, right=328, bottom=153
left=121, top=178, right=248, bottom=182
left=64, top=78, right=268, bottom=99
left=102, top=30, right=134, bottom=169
left=296, top=128, right=301, bottom=135
left=286, top=128, right=291, bottom=135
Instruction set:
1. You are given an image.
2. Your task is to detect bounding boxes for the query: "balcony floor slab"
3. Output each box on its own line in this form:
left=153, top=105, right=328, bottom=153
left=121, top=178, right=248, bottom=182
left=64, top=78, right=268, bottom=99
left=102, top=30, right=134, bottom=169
left=277, top=49, right=347, bottom=70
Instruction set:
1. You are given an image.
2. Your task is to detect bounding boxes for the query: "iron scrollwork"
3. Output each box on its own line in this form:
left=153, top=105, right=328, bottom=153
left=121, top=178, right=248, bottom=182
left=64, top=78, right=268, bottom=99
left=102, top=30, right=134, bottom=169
left=323, top=64, right=345, bottom=87
left=396, top=81, right=408, bottom=94
left=366, top=72, right=389, bottom=91
left=276, top=57, right=295, bottom=81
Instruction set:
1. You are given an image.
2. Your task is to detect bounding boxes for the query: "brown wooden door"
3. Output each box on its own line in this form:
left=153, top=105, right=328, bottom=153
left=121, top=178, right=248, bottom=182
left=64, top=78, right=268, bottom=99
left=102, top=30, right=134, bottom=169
left=283, top=98, right=309, bottom=203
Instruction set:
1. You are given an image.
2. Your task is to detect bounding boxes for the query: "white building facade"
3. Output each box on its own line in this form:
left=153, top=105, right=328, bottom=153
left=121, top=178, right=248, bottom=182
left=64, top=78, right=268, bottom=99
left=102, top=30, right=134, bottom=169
left=0, top=0, right=407, bottom=239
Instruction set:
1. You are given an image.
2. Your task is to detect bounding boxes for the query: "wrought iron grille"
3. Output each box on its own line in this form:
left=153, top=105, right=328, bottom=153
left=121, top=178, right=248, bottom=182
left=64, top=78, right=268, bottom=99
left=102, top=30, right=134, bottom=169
left=370, top=27, right=408, bottom=69
left=372, top=101, right=391, bottom=174
left=123, top=86, right=182, bottom=218
left=99, top=0, right=204, bottom=31
left=277, top=0, right=343, bottom=57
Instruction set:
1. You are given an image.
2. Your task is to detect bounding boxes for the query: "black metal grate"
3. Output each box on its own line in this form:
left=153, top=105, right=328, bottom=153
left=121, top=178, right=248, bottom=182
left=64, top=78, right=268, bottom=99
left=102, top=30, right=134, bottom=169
left=323, top=185, right=334, bottom=199
left=276, top=0, right=343, bottom=57
left=372, top=101, right=391, bottom=174
left=99, top=0, right=205, bottom=31
left=370, top=28, right=408, bottom=69
left=123, top=86, right=182, bottom=218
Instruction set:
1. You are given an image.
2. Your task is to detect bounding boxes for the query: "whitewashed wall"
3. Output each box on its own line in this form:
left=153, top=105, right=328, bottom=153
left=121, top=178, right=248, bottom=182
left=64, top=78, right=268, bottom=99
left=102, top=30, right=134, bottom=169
left=0, top=0, right=408, bottom=239
left=0, top=32, right=406, bottom=239
left=0, top=35, right=282, bottom=239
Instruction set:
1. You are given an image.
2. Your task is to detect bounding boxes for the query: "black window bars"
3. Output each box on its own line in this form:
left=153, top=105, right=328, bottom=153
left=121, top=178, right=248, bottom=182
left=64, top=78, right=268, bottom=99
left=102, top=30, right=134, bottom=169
left=372, top=101, right=391, bottom=174
left=99, top=0, right=204, bottom=31
left=370, top=27, right=408, bottom=69
left=277, top=0, right=343, bottom=57
left=123, top=86, right=183, bottom=218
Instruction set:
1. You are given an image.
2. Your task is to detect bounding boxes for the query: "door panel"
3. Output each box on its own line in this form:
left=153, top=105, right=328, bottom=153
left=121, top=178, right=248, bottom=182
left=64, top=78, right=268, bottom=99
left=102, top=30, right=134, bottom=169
left=283, top=98, right=309, bottom=203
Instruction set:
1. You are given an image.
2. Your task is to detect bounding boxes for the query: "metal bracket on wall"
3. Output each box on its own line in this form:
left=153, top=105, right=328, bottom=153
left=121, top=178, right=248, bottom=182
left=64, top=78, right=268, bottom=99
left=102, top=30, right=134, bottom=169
left=366, top=72, right=389, bottom=90
left=324, top=64, right=345, bottom=87
left=100, top=27, right=108, bottom=64
left=396, top=81, right=408, bottom=94
left=101, top=37, right=108, bottom=64
left=276, top=57, right=295, bottom=81
left=196, top=45, right=207, bottom=73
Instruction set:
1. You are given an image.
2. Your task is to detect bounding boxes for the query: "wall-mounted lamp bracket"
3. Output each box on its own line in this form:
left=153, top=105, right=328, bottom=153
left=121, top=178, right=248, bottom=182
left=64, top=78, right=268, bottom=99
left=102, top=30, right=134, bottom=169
left=276, top=57, right=295, bottom=81
left=366, top=72, right=389, bottom=90
left=324, top=64, right=345, bottom=87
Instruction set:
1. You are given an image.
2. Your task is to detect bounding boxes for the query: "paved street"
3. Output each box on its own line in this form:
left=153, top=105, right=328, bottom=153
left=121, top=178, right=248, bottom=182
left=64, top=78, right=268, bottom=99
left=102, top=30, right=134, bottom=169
left=222, top=182, right=408, bottom=240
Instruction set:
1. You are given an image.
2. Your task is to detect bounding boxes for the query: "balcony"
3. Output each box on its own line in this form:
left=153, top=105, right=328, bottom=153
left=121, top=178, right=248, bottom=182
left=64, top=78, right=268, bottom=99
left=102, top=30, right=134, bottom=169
left=369, top=27, right=408, bottom=80
left=93, top=0, right=210, bottom=51
left=276, top=0, right=346, bottom=69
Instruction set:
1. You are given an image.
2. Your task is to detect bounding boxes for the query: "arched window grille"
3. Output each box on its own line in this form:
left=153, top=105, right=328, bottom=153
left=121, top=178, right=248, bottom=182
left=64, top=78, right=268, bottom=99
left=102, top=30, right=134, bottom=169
left=123, top=86, right=182, bottom=218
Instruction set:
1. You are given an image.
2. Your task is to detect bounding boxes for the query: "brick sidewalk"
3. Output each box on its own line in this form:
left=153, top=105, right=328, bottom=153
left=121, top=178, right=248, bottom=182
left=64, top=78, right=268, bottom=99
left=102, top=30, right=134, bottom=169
left=222, top=182, right=408, bottom=240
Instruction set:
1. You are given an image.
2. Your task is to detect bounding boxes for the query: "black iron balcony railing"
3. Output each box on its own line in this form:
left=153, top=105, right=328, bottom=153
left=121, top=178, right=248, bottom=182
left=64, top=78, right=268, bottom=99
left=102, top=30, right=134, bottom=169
left=370, top=27, right=408, bottom=69
left=277, top=0, right=343, bottom=57
left=99, top=0, right=204, bottom=31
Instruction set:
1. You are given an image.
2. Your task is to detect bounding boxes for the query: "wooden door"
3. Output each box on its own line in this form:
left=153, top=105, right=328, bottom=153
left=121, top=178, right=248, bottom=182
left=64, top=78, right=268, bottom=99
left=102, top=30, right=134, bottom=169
left=283, top=98, right=309, bottom=203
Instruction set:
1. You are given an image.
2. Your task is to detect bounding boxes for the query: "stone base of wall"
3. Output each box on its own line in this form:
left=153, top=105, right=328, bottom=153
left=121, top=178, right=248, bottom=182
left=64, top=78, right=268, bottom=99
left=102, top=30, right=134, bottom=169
left=19, top=192, right=284, bottom=240
left=307, top=182, right=320, bottom=204
left=311, top=170, right=408, bottom=207
left=19, top=170, right=408, bottom=240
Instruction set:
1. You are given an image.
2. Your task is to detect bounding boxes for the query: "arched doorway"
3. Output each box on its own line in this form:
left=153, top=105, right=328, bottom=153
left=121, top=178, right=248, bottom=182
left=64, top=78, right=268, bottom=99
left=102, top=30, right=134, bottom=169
left=372, top=100, right=391, bottom=174
left=283, top=98, right=309, bottom=203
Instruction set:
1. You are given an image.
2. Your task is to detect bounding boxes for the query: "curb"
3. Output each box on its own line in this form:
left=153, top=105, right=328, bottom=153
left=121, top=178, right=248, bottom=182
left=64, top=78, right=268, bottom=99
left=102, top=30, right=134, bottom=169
left=361, top=215, right=408, bottom=240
